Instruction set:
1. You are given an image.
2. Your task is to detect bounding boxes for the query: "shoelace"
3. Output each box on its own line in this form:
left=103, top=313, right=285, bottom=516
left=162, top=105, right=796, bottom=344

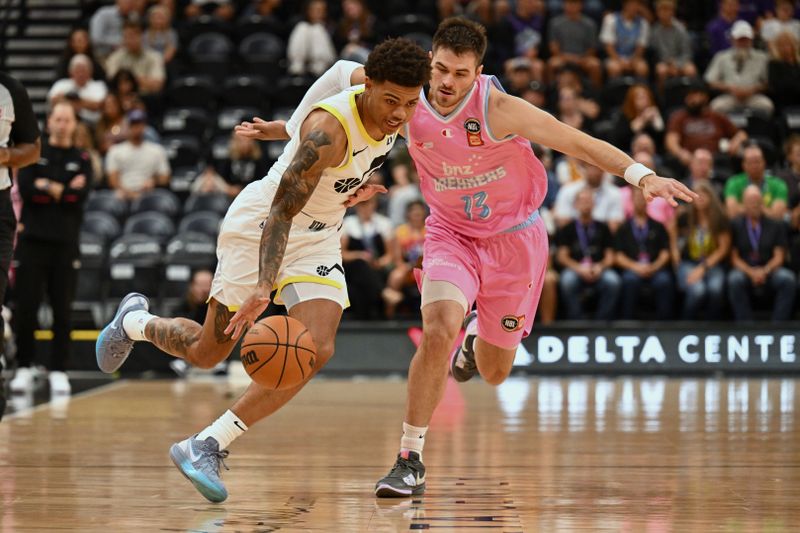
left=200, top=449, right=230, bottom=476
left=388, top=456, right=417, bottom=478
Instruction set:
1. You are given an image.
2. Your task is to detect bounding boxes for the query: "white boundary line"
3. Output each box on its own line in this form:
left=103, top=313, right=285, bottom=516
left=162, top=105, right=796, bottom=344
left=3, top=380, right=129, bottom=420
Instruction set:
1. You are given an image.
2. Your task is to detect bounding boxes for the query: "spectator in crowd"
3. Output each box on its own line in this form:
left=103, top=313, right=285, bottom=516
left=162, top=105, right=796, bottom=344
left=761, top=0, right=800, bottom=44
left=184, top=0, right=235, bottom=22
left=11, top=102, right=91, bottom=396
left=287, top=0, right=337, bottom=77
left=105, top=109, right=170, bottom=199
left=556, top=188, right=621, bottom=320
left=175, top=269, right=213, bottom=325
left=599, top=0, right=650, bottom=80
left=48, top=54, right=108, bottom=125
left=108, top=69, right=140, bottom=113
left=74, top=121, right=103, bottom=185
left=217, top=132, right=269, bottom=196
left=554, top=162, right=624, bottom=232
left=240, top=0, right=283, bottom=25
left=386, top=152, right=422, bottom=227
left=684, top=148, right=720, bottom=193
left=727, top=184, right=796, bottom=321
left=552, top=66, right=601, bottom=117
left=705, top=20, right=773, bottom=116
left=611, top=84, right=665, bottom=151
left=95, top=93, right=128, bottom=154
left=90, top=0, right=138, bottom=58
left=341, top=196, right=394, bottom=320
left=547, top=0, right=602, bottom=88
left=384, top=200, right=426, bottom=319
left=767, top=31, right=800, bottom=112
left=665, top=81, right=747, bottom=169
left=519, top=79, right=548, bottom=109
left=504, top=57, right=538, bottom=95
left=105, top=21, right=166, bottom=96
left=335, top=0, right=376, bottom=61
left=57, top=27, right=106, bottom=80
left=779, top=135, right=800, bottom=214
left=497, top=0, right=546, bottom=80
left=651, top=0, right=697, bottom=88
left=674, top=181, right=731, bottom=320
left=144, top=5, right=178, bottom=65
left=193, top=133, right=267, bottom=197
left=724, top=144, right=788, bottom=220
left=615, top=186, right=674, bottom=320
left=706, top=0, right=740, bottom=55
left=556, top=86, right=595, bottom=136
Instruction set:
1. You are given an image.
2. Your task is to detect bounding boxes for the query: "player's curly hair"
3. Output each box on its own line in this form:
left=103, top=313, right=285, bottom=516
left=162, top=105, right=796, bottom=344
left=432, top=17, right=488, bottom=64
left=364, top=38, right=431, bottom=88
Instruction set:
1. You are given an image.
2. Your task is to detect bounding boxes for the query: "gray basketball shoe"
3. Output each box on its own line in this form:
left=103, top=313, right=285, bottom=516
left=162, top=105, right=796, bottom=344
left=170, top=435, right=230, bottom=503
left=95, top=292, right=149, bottom=373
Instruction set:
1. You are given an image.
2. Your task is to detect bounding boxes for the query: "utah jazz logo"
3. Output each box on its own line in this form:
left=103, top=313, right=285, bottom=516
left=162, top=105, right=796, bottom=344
left=316, top=263, right=344, bottom=277
left=333, top=154, right=388, bottom=193
left=242, top=350, right=259, bottom=365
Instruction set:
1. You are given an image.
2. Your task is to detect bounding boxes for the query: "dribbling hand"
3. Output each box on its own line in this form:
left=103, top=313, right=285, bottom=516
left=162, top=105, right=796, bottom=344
left=343, top=184, right=388, bottom=208
left=224, top=286, right=271, bottom=340
left=640, top=175, right=698, bottom=206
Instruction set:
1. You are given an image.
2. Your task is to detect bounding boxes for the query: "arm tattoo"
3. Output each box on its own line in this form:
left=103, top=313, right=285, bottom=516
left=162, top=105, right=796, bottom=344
left=258, top=130, right=331, bottom=288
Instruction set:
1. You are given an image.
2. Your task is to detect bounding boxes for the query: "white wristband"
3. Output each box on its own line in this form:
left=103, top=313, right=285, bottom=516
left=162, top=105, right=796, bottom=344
left=624, top=163, right=655, bottom=187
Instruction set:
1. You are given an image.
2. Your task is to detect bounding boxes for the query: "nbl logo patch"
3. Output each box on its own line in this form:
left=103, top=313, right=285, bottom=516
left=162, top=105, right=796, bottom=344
left=464, top=118, right=484, bottom=147
left=501, top=314, right=525, bottom=332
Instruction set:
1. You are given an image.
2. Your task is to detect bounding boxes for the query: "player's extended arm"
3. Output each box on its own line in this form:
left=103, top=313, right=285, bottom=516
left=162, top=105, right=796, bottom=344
left=0, top=138, right=40, bottom=168
left=488, top=88, right=697, bottom=206
left=235, top=60, right=364, bottom=142
left=225, top=110, right=347, bottom=339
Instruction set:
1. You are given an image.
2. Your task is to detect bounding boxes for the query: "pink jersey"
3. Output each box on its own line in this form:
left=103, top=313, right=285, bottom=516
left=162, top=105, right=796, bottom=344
left=407, top=74, right=547, bottom=239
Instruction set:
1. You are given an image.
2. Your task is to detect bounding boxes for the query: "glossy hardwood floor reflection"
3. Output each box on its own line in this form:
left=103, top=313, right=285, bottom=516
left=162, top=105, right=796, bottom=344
left=1, top=376, right=799, bottom=532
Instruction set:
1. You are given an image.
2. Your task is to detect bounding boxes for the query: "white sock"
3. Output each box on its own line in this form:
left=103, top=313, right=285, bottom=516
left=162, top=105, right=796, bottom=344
left=197, top=410, right=248, bottom=450
left=122, top=310, right=157, bottom=341
left=400, top=422, right=427, bottom=459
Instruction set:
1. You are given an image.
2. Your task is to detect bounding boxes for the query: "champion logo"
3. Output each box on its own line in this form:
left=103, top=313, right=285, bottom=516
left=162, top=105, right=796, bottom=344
left=441, top=128, right=453, bottom=138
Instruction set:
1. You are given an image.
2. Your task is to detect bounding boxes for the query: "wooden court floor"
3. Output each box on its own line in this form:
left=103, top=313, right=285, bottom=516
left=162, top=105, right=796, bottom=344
left=1, top=376, right=799, bottom=532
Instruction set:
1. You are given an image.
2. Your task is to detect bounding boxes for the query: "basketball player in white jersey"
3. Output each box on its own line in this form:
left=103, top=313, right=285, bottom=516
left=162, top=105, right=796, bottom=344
left=94, top=38, right=431, bottom=503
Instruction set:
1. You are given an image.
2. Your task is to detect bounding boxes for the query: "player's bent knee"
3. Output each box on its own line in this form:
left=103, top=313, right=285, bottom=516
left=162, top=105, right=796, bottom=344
left=482, top=368, right=510, bottom=386
left=315, top=341, right=335, bottom=364
left=186, top=347, right=229, bottom=370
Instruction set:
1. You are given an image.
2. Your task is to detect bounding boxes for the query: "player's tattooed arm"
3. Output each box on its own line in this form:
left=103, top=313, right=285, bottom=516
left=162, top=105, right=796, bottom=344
left=224, top=110, right=347, bottom=339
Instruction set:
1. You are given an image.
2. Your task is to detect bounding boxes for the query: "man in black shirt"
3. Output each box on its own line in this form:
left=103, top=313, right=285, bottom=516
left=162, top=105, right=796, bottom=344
left=727, top=184, right=796, bottom=321
left=11, top=102, right=90, bottom=395
left=615, top=186, right=675, bottom=319
left=0, top=71, right=41, bottom=419
left=555, top=188, right=621, bottom=320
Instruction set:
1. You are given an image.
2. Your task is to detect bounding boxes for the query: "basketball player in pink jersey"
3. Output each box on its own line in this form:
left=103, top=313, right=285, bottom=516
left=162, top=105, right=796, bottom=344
left=236, top=18, right=695, bottom=498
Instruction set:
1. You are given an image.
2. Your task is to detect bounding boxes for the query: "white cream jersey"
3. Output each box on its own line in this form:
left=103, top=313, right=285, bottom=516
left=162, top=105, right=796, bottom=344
left=237, top=85, right=396, bottom=233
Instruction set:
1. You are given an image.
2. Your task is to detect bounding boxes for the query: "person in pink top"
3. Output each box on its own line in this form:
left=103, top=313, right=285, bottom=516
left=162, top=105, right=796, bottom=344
left=237, top=18, right=695, bottom=498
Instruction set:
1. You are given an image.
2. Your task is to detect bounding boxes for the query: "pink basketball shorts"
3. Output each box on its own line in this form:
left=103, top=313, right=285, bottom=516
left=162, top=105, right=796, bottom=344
left=421, top=211, right=549, bottom=349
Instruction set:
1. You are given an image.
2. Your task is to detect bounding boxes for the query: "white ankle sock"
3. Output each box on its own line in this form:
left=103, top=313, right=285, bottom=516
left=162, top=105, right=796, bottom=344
left=122, top=310, right=157, bottom=341
left=400, top=422, right=427, bottom=458
left=197, top=410, right=248, bottom=450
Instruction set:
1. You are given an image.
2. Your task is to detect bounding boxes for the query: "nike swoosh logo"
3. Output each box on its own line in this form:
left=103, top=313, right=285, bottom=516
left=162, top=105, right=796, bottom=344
left=234, top=420, right=246, bottom=432
left=188, top=443, right=203, bottom=463
left=352, top=146, right=368, bottom=157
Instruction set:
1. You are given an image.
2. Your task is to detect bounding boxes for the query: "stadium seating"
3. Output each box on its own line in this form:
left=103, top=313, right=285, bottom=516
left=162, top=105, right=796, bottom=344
left=160, top=231, right=217, bottom=315
left=177, top=210, right=222, bottom=239
left=85, top=190, right=128, bottom=223
left=123, top=211, right=176, bottom=244
left=81, top=211, right=122, bottom=245
left=183, top=192, right=231, bottom=216
left=130, top=189, right=182, bottom=220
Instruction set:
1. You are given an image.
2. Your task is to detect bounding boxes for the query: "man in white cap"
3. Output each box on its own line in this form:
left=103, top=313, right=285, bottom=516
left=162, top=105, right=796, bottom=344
left=704, top=20, right=773, bottom=116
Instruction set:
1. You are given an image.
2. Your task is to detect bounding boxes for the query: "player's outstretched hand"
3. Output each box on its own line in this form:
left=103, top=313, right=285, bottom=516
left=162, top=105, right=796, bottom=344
left=343, top=184, right=388, bottom=208
left=641, top=175, right=698, bottom=207
left=234, top=117, right=288, bottom=141
left=224, top=286, right=271, bottom=340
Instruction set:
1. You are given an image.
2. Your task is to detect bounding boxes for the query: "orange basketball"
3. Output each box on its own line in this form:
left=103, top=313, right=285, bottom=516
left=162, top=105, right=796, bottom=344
left=240, top=315, right=317, bottom=390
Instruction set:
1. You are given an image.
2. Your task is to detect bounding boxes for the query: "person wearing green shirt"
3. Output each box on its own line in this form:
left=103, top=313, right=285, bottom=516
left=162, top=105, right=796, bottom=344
left=724, top=144, right=788, bottom=220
